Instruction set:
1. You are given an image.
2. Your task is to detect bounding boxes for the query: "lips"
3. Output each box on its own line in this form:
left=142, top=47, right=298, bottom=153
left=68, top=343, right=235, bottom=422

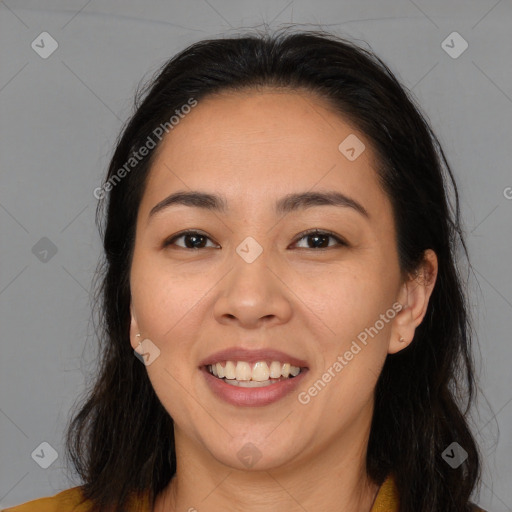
left=199, top=347, right=309, bottom=407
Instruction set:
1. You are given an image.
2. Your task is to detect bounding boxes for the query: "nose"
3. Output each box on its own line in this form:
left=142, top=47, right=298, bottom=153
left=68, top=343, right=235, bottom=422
left=213, top=253, right=293, bottom=330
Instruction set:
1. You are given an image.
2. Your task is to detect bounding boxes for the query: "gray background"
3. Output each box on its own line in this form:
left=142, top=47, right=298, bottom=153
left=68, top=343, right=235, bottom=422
left=1, top=0, right=511, bottom=510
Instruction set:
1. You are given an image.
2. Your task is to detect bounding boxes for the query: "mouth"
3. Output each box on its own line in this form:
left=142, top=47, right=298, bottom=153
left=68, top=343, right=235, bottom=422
left=199, top=348, right=309, bottom=406
left=205, top=360, right=305, bottom=388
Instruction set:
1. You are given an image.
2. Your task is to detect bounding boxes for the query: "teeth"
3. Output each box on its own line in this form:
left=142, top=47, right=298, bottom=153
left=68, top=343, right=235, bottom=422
left=269, top=361, right=282, bottom=378
left=225, top=379, right=277, bottom=387
left=252, top=362, right=269, bottom=381
left=224, top=360, right=236, bottom=379
left=235, top=361, right=252, bottom=381
left=290, top=366, right=300, bottom=377
left=207, top=360, right=302, bottom=382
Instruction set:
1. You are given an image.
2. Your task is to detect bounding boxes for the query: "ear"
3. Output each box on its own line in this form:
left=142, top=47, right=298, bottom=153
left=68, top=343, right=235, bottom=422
left=389, top=249, right=438, bottom=354
left=129, top=303, right=141, bottom=350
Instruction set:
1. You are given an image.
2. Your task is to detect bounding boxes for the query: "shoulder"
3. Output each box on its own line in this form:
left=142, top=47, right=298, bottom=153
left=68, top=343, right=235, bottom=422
left=1, top=487, right=93, bottom=512
left=371, top=474, right=399, bottom=511
left=469, top=505, right=488, bottom=512
left=370, top=475, right=488, bottom=512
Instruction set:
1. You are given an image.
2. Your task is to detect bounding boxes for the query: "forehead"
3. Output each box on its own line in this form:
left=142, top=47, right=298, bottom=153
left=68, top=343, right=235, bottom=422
left=139, top=88, right=389, bottom=221
left=157, top=87, right=359, bottom=155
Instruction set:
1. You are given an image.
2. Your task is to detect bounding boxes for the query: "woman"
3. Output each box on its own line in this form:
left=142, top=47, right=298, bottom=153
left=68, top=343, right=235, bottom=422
left=4, top=28, right=485, bottom=512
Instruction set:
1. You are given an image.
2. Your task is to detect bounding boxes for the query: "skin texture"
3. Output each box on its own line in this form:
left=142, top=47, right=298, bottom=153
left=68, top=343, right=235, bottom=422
left=128, top=89, right=438, bottom=512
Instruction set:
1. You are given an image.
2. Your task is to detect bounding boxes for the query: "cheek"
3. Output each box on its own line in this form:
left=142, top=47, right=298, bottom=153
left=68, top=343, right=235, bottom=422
left=302, top=276, right=392, bottom=417
left=306, top=266, right=395, bottom=346
left=319, top=269, right=397, bottom=394
left=132, top=267, right=203, bottom=419
left=298, top=268, right=396, bottom=415
left=130, top=260, right=208, bottom=415
left=131, top=254, right=209, bottom=340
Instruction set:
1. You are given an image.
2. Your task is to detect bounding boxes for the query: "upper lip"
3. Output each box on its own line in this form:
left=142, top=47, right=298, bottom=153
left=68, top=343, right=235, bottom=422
left=199, top=348, right=309, bottom=368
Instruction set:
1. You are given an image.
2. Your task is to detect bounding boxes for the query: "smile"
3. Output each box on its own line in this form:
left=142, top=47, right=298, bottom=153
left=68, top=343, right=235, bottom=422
left=207, top=360, right=303, bottom=388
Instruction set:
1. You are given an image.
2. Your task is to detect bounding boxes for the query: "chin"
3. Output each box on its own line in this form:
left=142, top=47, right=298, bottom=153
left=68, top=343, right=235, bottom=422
left=205, top=434, right=306, bottom=472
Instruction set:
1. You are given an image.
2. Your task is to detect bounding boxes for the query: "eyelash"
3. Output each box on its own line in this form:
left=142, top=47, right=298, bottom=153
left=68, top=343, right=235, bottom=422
left=163, top=229, right=348, bottom=251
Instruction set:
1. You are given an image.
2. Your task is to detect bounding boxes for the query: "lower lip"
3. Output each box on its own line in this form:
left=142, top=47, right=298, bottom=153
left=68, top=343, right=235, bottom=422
left=201, top=367, right=308, bottom=407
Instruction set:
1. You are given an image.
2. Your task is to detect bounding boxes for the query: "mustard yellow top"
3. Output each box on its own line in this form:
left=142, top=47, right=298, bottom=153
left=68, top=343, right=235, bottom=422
left=2, top=475, right=398, bottom=512
left=2, top=474, right=482, bottom=512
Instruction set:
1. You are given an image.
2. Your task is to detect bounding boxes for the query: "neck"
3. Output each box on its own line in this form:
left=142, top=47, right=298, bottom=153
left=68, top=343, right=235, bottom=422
left=155, top=409, right=380, bottom=512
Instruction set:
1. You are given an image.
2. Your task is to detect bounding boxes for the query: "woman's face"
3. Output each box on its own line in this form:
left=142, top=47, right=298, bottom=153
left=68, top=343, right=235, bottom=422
left=129, top=89, right=415, bottom=471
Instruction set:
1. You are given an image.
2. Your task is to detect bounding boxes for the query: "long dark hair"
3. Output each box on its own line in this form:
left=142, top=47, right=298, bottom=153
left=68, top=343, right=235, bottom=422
left=65, top=27, right=482, bottom=512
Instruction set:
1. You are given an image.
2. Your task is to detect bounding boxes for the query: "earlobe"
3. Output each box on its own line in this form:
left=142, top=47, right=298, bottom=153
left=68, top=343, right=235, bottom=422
left=129, top=304, right=141, bottom=350
left=387, top=333, right=410, bottom=355
left=388, top=249, right=438, bottom=355
left=388, top=303, right=415, bottom=354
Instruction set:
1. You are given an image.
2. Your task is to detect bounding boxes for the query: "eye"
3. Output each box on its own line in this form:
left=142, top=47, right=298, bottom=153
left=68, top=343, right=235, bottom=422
left=163, top=230, right=219, bottom=250
left=292, top=229, right=348, bottom=250
left=163, top=229, right=348, bottom=251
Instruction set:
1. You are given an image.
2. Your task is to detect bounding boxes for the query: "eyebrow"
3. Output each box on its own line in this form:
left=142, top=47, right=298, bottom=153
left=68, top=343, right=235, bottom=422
left=148, top=190, right=369, bottom=222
